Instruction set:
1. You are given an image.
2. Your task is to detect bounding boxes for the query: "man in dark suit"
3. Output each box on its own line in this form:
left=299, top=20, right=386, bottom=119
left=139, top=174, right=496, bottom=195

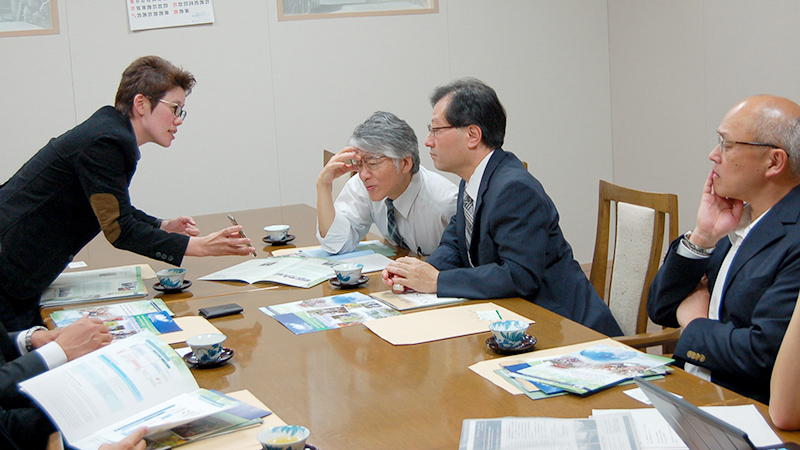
left=382, top=78, right=622, bottom=336
left=648, top=95, right=800, bottom=404
left=0, top=317, right=149, bottom=449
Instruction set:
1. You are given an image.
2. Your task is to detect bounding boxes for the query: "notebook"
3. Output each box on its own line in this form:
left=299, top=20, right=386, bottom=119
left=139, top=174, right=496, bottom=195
left=634, top=377, right=800, bottom=450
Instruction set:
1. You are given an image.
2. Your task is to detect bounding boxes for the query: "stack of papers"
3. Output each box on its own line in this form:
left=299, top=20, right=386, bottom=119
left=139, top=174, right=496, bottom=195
left=499, top=344, right=673, bottom=396
left=259, top=292, right=400, bottom=334
left=40, top=266, right=147, bottom=307
left=275, top=240, right=397, bottom=274
left=370, top=290, right=466, bottom=311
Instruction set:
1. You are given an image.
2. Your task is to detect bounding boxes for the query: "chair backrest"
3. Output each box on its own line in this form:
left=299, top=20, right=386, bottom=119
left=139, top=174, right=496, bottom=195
left=589, top=180, right=679, bottom=336
left=323, top=149, right=353, bottom=200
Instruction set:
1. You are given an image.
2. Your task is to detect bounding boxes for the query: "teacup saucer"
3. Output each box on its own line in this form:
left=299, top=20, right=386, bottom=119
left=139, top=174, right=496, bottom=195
left=183, top=348, right=234, bottom=368
left=262, top=235, right=296, bottom=245
left=329, top=275, right=369, bottom=289
left=486, top=335, right=537, bottom=355
left=154, top=280, right=192, bottom=293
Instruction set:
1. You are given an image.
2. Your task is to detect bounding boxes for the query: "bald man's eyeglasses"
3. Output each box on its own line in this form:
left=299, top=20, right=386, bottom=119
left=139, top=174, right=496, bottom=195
left=717, top=133, right=777, bottom=153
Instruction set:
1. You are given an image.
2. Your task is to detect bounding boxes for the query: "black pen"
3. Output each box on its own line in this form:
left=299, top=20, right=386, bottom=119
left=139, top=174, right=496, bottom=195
left=227, top=214, right=256, bottom=257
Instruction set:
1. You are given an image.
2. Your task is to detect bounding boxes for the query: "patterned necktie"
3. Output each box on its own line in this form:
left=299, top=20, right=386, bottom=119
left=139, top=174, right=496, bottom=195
left=464, top=193, right=475, bottom=267
left=386, top=198, right=408, bottom=250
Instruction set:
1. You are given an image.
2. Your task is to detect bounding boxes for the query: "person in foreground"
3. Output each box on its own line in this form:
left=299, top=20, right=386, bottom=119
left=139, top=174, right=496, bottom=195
left=317, top=111, right=457, bottom=255
left=0, top=317, right=148, bottom=449
left=382, top=78, right=622, bottom=336
left=771, top=291, right=800, bottom=430
left=648, top=95, right=800, bottom=404
left=0, top=55, right=255, bottom=332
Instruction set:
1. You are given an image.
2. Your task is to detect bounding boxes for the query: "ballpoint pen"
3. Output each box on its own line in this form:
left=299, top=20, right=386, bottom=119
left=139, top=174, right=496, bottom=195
left=227, top=214, right=256, bottom=257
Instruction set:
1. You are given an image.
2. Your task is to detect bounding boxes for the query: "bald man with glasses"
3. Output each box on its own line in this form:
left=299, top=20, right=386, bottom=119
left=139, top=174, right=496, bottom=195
left=648, top=95, right=800, bottom=404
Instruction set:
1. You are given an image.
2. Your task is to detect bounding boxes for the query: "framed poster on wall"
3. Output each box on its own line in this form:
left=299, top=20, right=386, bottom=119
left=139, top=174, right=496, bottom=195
left=278, top=0, right=437, bottom=21
left=0, top=0, right=58, bottom=37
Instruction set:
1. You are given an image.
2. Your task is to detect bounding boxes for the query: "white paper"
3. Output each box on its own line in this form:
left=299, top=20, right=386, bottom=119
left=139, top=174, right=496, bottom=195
left=592, top=405, right=782, bottom=449
left=459, top=414, right=640, bottom=450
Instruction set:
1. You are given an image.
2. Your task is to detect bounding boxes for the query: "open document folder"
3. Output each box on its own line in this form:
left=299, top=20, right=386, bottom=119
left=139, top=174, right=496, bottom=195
left=19, top=331, right=269, bottom=450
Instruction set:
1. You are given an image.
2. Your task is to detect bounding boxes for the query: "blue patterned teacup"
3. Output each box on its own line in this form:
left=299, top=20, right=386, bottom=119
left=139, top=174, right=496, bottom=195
left=156, top=268, right=186, bottom=289
left=488, top=320, right=529, bottom=349
left=264, top=224, right=290, bottom=242
left=186, top=333, right=227, bottom=364
left=333, top=263, right=363, bottom=285
left=257, top=425, right=310, bottom=450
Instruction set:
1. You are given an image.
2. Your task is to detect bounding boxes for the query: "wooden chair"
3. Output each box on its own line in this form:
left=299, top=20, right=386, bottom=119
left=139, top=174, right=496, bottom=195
left=589, top=180, right=681, bottom=352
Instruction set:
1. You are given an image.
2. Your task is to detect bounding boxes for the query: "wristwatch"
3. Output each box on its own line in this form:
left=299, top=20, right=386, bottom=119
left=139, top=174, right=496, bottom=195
left=681, top=231, right=715, bottom=256
left=24, top=326, right=48, bottom=352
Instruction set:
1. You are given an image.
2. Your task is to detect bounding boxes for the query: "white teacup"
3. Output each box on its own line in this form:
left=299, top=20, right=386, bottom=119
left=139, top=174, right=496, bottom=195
left=488, top=320, right=529, bottom=349
left=333, top=263, right=363, bottom=285
left=264, top=224, right=290, bottom=242
left=156, top=268, right=186, bottom=289
left=257, top=425, right=310, bottom=450
left=186, top=333, right=227, bottom=364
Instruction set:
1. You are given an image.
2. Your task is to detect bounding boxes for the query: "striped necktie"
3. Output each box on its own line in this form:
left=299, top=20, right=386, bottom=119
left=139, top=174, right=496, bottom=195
left=464, top=193, right=474, bottom=267
left=386, top=198, right=408, bottom=250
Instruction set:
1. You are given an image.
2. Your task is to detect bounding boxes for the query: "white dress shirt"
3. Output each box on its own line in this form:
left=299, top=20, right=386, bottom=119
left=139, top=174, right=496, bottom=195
left=317, top=166, right=457, bottom=255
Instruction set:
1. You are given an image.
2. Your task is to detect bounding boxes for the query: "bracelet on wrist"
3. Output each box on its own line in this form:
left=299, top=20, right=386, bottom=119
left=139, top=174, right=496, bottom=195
left=681, top=231, right=715, bottom=256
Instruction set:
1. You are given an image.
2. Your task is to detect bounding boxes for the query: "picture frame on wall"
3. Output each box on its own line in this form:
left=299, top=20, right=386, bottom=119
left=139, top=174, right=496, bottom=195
left=278, top=0, right=438, bottom=21
left=0, top=0, right=59, bottom=37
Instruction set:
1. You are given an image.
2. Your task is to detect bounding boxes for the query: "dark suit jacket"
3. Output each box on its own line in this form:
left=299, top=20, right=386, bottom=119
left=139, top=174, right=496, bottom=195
left=0, top=106, right=189, bottom=331
left=427, top=149, right=622, bottom=336
left=0, top=322, right=55, bottom=450
left=648, top=184, right=800, bottom=403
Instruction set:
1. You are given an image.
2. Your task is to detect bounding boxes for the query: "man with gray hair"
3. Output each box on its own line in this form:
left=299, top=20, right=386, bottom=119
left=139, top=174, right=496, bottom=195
left=648, top=95, right=800, bottom=404
left=316, top=111, right=457, bottom=255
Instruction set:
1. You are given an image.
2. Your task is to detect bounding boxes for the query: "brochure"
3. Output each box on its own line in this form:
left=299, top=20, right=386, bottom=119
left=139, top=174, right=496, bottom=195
left=49, top=299, right=181, bottom=340
left=19, top=331, right=270, bottom=450
left=259, top=291, right=400, bottom=335
left=370, top=290, right=466, bottom=311
left=501, top=344, right=673, bottom=395
left=459, top=413, right=641, bottom=450
left=40, top=266, right=147, bottom=307
left=198, top=256, right=336, bottom=288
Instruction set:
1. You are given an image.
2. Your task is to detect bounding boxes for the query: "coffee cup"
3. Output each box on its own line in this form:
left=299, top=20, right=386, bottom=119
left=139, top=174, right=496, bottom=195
left=488, top=320, right=529, bottom=349
left=186, top=333, right=227, bottom=364
left=333, top=263, right=363, bottom=285
left=156, top=268, right=186, bottom=289
left=264, top=224, right=290, bottom=242
left=257, top=425, right=310, bottom=450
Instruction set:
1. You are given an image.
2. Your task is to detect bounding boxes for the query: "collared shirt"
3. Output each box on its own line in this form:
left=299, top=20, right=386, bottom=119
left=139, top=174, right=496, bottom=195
left=15, top=329, right=67, bottom=370
left=464, top=150, right=495, bottom=204
left=317, top=166, right=458, bottom=256
left=680, top=204, right=767, bottom=380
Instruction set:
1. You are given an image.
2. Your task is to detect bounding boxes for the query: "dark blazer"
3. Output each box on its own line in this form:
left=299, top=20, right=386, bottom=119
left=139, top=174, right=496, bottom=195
left=0, top=106, right=190, bottom=331
left=648, top=184, right=800, bottom=403
left=427, top=149, right=622, bottom=336
left=0, top=322, right=55, bottom=450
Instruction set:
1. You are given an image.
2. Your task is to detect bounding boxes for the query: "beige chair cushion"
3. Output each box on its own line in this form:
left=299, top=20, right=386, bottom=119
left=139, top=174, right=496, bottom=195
left=609, top=202, right=655, bottom=336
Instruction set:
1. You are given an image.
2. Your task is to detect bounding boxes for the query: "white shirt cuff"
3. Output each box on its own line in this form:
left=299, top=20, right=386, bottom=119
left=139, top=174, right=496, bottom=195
left=35, top=342, right=68, bottom=370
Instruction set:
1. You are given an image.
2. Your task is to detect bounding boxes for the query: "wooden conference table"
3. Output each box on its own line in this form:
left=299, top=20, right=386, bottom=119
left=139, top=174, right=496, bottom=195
left=46, top=204, right=800, bottom=449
